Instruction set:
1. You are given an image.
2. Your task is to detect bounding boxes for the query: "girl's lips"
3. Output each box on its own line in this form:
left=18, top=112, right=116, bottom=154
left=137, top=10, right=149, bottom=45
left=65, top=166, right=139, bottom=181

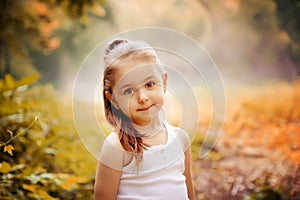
left=137, top=105, right=154, bottom=111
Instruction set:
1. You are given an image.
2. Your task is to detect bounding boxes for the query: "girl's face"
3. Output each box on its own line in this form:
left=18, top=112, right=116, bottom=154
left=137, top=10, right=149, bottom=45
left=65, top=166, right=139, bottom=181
left=106, top=57, right=167, bottom=126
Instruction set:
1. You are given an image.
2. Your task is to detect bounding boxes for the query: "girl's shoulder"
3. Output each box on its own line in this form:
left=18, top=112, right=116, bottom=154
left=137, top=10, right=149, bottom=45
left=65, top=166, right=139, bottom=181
left=106, top=131, right=123, bottom=149
left=166, top=123, right=191, bottom=151
left=99, top=131, right=124, bottom=171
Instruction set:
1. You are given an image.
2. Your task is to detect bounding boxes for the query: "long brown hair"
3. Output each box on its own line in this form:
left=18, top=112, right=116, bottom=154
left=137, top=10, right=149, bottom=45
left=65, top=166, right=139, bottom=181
left=102, top=38, right=162, bottom=156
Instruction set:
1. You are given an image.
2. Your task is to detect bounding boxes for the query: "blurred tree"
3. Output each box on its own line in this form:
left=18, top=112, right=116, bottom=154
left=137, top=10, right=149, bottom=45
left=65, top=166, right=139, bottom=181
left=0, top=0, right=106, bottom=79
left=195, top=0, right=297, bottom=80
left=273, top=0, right=300, bottom=76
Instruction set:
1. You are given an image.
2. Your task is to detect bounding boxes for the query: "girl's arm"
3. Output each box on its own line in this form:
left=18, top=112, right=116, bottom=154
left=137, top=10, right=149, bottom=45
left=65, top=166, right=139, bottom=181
left=94, top=133, right=124, bottom=199
left=94, top=162, right=122, bottom=199
left=184, top=146, right=195, bottom=200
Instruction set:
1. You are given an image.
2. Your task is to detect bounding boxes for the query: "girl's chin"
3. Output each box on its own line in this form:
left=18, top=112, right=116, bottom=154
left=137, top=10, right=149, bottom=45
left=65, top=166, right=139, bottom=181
left=131, top=106, right=164, bottom=126
left=137, top=116, right=162, bottom=127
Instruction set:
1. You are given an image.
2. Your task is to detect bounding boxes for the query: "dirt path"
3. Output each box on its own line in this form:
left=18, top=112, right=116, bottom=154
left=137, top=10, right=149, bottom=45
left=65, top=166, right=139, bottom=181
left=192, top=145, right=300, bottom=200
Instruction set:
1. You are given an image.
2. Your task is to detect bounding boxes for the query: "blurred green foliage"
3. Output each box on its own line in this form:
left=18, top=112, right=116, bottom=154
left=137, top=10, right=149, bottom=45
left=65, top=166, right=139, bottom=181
left=191, top=131, right=223, bottom=161
left=243, top=177, right=289, bottom=200
left=0, top=74, right=95, bottom=199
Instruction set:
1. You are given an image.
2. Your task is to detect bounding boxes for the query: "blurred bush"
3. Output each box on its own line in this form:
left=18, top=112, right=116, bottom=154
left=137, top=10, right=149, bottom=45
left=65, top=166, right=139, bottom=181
left=0, top=74, right=94, bottom=199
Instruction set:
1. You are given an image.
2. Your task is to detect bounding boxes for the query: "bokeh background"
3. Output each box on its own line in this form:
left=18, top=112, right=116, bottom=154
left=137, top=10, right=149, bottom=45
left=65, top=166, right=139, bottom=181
left=1, top=0, right=300, bottom=199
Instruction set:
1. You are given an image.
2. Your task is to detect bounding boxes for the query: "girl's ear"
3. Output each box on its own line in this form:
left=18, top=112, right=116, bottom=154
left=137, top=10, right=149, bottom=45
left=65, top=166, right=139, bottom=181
left=105, top=91, right=120, bottom=109
left=163, top=72, right=168, bottom=93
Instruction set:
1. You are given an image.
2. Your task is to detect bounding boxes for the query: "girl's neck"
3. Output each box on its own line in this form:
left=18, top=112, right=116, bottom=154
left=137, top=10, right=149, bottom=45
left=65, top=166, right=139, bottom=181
left=132, top=112, right=165, bottom=138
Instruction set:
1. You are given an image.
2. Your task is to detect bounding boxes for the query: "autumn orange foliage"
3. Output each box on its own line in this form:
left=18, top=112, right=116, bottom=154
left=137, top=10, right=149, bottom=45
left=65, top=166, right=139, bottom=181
left=22, top=0, right=61, bottom=54
left=221, top=80, right=300, bottom=165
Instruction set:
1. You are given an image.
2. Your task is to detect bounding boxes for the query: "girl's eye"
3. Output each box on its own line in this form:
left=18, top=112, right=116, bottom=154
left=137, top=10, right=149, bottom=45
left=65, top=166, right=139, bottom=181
left=145, top=81, right=156, bottom=88
left=123, top=88, right=134, bottom=95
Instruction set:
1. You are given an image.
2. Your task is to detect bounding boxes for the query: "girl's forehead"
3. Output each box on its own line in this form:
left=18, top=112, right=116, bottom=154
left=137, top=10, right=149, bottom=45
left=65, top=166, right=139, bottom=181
left=115, top=57, right=160, bottom=75
left=113, top=60, right=162, bottom=88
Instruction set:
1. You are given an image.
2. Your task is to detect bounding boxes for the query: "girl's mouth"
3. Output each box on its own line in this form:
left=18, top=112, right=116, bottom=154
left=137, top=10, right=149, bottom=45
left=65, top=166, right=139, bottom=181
left=137, top=105, right=154, bottom=111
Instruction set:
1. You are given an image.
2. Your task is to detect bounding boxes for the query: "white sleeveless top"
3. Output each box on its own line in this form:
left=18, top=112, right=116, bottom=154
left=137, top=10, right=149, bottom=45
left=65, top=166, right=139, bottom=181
left=112, top=123, right=189, bottom=200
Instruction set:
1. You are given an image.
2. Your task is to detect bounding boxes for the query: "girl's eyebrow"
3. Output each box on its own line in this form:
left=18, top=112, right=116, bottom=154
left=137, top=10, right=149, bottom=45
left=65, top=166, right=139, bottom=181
left=144, top=75, right=158, bottom=81
left=119, top=83, right=133, bottom=90
left=118, top=75, right=159, bottom=91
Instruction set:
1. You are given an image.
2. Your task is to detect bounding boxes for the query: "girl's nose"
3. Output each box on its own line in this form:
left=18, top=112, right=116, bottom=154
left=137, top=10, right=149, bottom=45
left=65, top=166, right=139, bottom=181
left=137, top=90, right=149, bottom=104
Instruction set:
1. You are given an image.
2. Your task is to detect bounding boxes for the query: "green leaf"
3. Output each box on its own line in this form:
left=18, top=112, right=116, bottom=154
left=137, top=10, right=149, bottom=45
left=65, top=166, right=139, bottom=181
left=0, top=79, right=4, bottom=88
left=11, top=164, right=26, bottom=172
left=16, top=74, right=40, bottom=87
left=90, top=4, right=106, bottom=17
left=0, top=162, right=12, bottom=173
left=5, top=74, right=15, bottom=90
left=23, top=184, right=37, bottom=193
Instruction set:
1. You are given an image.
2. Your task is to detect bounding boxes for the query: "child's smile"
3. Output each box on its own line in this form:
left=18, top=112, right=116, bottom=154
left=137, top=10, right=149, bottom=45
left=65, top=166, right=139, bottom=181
left=111, top=58, right=167, bottom=126
left=137, top=104, right=154, bottom=111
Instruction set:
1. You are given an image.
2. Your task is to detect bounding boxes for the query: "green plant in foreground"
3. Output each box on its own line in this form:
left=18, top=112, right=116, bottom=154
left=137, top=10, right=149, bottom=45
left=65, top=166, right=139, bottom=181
left=243, top=176, right=289, bottom=200
left=0, top=74, right=94, bottom=199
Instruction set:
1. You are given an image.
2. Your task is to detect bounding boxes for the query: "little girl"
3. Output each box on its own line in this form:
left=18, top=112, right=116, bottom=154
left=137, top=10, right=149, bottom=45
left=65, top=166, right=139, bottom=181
left=94, top=38, right=195, bottom=200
